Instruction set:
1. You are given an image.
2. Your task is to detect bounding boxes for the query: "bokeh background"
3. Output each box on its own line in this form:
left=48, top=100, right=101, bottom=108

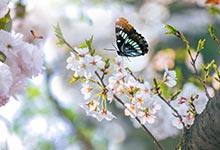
left=0, top=0, right=220, bottom=149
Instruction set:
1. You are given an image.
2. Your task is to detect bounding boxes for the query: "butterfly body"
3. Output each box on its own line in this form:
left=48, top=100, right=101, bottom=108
left=115, top=17, right=148, bottom=57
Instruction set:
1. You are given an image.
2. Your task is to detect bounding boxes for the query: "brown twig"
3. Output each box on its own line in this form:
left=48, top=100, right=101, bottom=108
left=178, top=32, right=212, bottom=101
left=153, top=79, right=187, bottom=130
left=126, top=68, right=144, bottom=83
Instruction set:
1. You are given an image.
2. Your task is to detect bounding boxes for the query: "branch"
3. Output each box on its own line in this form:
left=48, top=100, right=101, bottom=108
left=126, top=66, right=186, bottom=130
left=153, top=79, right=186, bottom=130
left=178, top=32, right=212, bottom=101
left=165, top=24, right=212, bottom=101
left=94, top=71, right=164, bottom=150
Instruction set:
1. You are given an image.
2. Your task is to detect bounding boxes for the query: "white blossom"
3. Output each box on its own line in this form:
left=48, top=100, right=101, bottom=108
left=107, top=72, right=125, bottom=95
left=124, top=103, right=137, bottom=118
left=80, top=100, right=99, bottom=114
left=85, top=54, right=105, bottom=69
left=163, top=66, right=177, bottom=87
left=75, top=47, right=89, bottom=57
left=138, top=109, right=156, bottom=124
left=96, top=109, right=116, bottom=121
left=66, top=48, right=105, bottom=78
left=172, top=118, right=184, bottom=129
left=66, top=52, right=77, bottom=70
left=80, top=82, right=93, bottom=100
left=0, top=30, right=43, bottom=105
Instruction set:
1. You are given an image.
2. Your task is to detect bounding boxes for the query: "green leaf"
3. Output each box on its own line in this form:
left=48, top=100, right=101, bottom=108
left=196, top=39, right=206, bottom=52
left=53, top=23, right=66, bottom=46
left=0, top=10, right=12, bottom=31
left=79, top=42, right=88, bottom=49
left=175, top=67, right=183, bottom=86
left=164, top=24, right=180, bottom=37
left=160, top=83, right=172, bottom=98
left=208, top=24, right=220, bottom=50
left=79, top=36, right=95, bottom=55
left=0, top=51, right=7, bottom=63
left=104, top=58, right=110, bottom=69
left=208, top=25, right=216, bottom=40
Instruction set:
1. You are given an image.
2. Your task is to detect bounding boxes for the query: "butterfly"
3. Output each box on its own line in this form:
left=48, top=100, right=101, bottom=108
left=115, top=17, right=148, bottom=57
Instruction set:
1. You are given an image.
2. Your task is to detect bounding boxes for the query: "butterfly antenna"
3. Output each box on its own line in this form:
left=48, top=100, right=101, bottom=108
left=104, top=48, right=115, bottom=51
left=112, top=43, right=118, bottom=51
left=104, top=43, right=118, bottom=52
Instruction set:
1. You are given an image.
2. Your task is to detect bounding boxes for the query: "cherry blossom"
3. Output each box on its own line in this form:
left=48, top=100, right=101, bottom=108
left=124, top=103, right=137, bottom=118
left=96, top=109, right=116, bottom=121
left=0, top=30, right=44, bottom=105
left=138, top=108, right=156, bottom=124
left=107, top=72, right=125, bottom=95
left=163, top=66, right=177, bottom=87
left=80, top=82, right=94, bottom=100
left=66, top=47, right=105, bottom=78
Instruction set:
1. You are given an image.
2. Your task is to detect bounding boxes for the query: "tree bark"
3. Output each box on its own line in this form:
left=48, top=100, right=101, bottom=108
left=180, top=91, right=220, bottom=150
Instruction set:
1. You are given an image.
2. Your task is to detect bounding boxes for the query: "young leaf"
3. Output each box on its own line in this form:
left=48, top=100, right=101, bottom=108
left=208, top=25, right=216, bottom=40
left=0, top=51, right=7, bottom=63
left=196, top=39, right=206, bottom=52
left=54, top=23, right=66, bottom=46
left=0, top=10, right=12, bottom=31
left=164, top=24, right=181, bottom=38
left=79, top=36, right=95, bottom=55
left=54, top=23, right=78, bottom=53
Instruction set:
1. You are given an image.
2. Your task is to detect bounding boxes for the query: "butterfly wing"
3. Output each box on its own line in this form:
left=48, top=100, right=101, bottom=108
left=115, top=17, right=148, bottom=57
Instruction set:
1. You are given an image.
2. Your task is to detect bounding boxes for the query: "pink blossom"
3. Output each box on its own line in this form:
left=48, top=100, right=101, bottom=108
left=0, top=30, right=44, bottom=105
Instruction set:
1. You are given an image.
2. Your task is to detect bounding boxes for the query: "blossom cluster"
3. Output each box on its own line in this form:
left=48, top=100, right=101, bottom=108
left=106, top=57, right=162, bottom=124
left=66, top=46, right=215, bottom=136
left=66, top=47, right=181, bottom=125
left=171, top=83, right=210, bottom=129
left=66, top=47, right=116, bottom=121
left=0, top=30, right=44, bottom=106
